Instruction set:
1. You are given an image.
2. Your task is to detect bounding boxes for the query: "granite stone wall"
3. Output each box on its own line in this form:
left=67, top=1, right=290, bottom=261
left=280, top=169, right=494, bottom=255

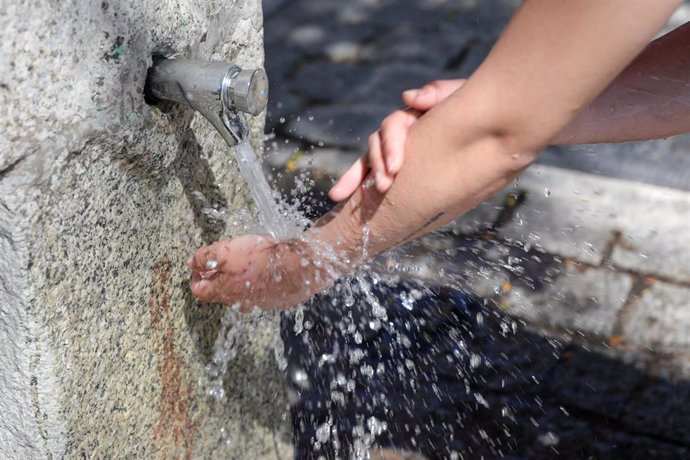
left=0, top=1, right=290, bottom=458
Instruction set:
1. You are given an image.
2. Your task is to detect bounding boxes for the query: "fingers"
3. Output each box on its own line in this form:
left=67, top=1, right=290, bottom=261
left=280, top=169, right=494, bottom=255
left=366, top=131, right=387, bottom=186
left=188, top=245, right=218, bottom=272
left=330, top=132, right=392, bottom=197
left=329, top=108, right=420, bottom=199
left=190, top=278, right=213, bottom=300
left=366, top=131, right=394, bottom=193
left=402, top=79, right=467, bottom=111
left=379, top=109, right=419, bottom=175
left=328, top=154, right=367, bottom=202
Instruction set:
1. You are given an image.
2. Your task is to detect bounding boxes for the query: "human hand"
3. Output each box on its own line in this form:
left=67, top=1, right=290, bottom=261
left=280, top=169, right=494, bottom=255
left=328, top=79, right=467, bottom=202
left=401, top=79, right=467, bottom=112
left=188, top=235, right=334, bottom=311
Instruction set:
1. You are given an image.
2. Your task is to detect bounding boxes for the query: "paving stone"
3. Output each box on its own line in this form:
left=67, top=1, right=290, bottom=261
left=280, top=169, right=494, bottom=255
left=538, top=139, right=690, bottom=192
left=262, top=0, right=289, bottom=17
left=528, top=406, right=690, bottom=460
left=344, top=63, right=450, bottom=107
left=292, top=148, right=361, bottom=178
left=503, top=265, right=633, bottom=337
left=325, top=41, right=364, bottom=63
left=283, top=104, right=390, bottom=149
left=498, top=165, right=690, bottom=280
left=624, top=379, right=690, bottom=445
left=438, top=0, right=516, bottom=38
left=288, top=60, right=374, bottom=104
left=499, top=165, right=620, bottom=265
left=368, top=1, right=459, bottom=30
left=360, top=27, right=475, bottom=70
left=609, top=188, right=690, bottom=283
left=549, top=348, right=644, bottom=419
left=622, top=282, right=690, bottom=352
left=265, top=6, right=378, bottom=58
left=649, top=358, right=690, bottom=382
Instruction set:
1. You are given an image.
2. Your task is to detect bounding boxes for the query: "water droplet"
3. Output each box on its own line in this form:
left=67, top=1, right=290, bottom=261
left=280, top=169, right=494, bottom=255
left=544, top=187, right=551, bottom=197
left=294, top=307, right=304, bottom=334
left=316, top=423, right=331, bottom=443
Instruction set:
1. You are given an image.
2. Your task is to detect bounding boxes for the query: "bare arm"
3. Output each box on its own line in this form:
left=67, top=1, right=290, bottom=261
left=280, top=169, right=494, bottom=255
left=191, top=0, right=681, bottom=310
left=555, top=20, right=690, bottom=144
left=312, top=0, right=681, bottom=260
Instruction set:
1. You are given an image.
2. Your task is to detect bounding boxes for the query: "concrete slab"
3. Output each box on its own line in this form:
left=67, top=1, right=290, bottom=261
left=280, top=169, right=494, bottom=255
left=622, top=282, right=690, bottom=352
left=500, top=165, right=690, bottom=274
left=610, top=190, right=690, bottom=282
left=503, top=265, right=633, bottom=337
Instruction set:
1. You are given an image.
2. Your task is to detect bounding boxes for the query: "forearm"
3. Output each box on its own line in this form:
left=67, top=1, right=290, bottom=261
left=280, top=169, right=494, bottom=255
left=308, top=0, right=679, bottom=267
left=555, top=21, right=690, bottom=145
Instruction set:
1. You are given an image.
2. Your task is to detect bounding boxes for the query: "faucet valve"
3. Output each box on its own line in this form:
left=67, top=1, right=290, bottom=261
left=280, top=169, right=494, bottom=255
left=223, top=67, right=269, bottom=116
left=145, top=59, right=269, bottom=145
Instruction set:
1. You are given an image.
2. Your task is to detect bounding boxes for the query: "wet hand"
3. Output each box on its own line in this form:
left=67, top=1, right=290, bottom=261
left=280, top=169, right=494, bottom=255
left=328, top=79, right=466, bottom=202
left=401, top=79, right=467, bottom=111
left=188, top=235, right=329, bottom=311
left=328, top=107, right=420, bottom=201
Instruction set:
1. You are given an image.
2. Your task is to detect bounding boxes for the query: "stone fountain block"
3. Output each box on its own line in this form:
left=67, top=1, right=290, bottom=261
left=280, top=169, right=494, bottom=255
left=0, top=1, right=290, bottom=458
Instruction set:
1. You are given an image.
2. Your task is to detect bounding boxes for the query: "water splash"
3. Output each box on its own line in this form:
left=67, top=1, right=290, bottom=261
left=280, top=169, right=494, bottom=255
left=202, top=139, right=562, bottom=457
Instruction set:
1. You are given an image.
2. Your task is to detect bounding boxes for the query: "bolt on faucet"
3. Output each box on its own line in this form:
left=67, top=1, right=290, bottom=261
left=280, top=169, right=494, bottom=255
left=144, top=59, right=269, bottom=145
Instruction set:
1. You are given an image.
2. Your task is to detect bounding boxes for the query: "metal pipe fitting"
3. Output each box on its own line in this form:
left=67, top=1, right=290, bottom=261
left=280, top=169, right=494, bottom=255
left=144, top=59, right=269, bottom=146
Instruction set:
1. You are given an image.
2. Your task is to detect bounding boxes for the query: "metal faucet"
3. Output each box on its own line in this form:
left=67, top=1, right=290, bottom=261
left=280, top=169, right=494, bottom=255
left=144, top=59, right=268, bottom=145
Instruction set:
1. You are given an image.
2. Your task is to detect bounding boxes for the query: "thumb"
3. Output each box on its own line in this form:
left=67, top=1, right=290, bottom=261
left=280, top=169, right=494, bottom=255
left=402, top=79, right=467, bottom=111
left=188, top=246, right=219, bottom=272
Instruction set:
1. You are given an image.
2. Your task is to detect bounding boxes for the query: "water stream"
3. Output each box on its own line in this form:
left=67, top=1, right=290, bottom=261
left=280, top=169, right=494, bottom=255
left=232, top=141, right=297, bottom=239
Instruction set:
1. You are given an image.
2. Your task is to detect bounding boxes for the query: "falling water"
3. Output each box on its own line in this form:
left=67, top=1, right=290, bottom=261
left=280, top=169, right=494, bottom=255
left=232, top=141, right=298, bottom=239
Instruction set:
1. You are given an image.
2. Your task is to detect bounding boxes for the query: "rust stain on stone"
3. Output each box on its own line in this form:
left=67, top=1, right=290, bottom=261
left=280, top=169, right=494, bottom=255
left=149, top=257, right=195, bottom=459
left=149, top=259, right=171, bottom=327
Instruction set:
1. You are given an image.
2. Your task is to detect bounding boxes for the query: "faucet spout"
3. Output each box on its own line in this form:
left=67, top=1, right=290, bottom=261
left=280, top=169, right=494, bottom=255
left=144, top=59, right=268, bottom=146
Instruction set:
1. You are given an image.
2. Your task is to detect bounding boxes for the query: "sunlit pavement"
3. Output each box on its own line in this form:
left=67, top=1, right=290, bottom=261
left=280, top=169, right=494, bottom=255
left=262, top=0, right=690, bottom=457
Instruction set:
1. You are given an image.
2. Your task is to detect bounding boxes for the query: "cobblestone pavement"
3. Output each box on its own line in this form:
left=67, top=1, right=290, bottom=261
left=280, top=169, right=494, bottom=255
left=261, top=1, right=690, bottom=458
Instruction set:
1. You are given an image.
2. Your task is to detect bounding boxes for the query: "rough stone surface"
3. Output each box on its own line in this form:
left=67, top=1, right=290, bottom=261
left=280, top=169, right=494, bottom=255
left=0, top=206, right=46, bottom=458
left=0, top=0, right=290, bottom=457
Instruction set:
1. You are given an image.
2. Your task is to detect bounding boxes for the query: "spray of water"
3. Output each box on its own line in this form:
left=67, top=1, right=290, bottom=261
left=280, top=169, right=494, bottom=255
left=196, top=139, right=555, bottom=458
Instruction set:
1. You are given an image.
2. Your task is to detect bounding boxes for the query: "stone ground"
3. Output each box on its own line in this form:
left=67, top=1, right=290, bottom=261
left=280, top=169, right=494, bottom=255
left=261, top=1, right=690, bottom=458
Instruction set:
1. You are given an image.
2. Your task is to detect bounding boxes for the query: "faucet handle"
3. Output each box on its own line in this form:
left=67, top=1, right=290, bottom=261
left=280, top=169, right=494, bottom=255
left=223, top=68, right=269, bottom=116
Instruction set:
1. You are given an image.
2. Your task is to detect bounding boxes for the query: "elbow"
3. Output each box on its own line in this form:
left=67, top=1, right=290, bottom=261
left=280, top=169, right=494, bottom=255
left=486, top=128, right=541, bottom=174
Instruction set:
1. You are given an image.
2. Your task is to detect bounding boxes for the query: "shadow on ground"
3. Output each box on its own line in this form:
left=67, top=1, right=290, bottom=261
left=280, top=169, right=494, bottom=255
left=283, top=283, right=690, bottom=459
